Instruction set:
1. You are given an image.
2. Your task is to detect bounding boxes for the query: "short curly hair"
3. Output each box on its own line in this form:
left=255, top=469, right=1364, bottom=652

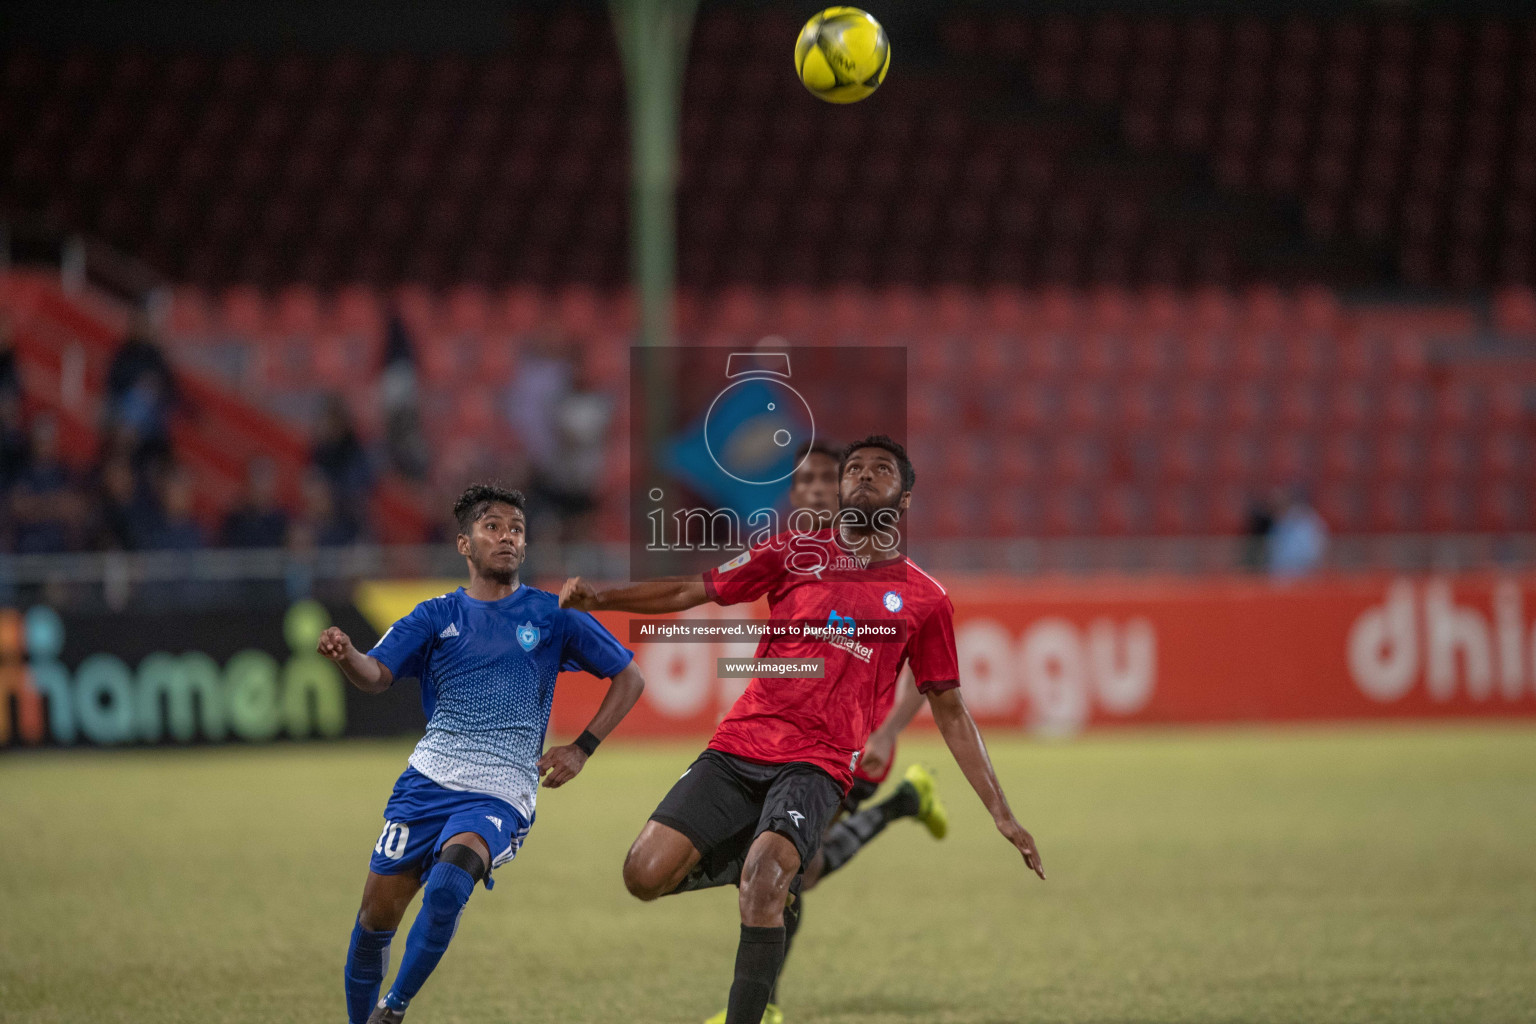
left=838, top=434, right=915, bottom=493
left=452, top=483, right=527, bottom=536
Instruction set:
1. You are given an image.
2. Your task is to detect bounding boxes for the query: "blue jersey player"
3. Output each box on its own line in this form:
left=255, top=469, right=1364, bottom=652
left=318, top=484, right=646, bottom=1024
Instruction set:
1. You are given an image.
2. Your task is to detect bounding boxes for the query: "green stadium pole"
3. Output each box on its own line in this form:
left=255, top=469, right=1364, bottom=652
left=611, top=0, right=696, bottom=351
left=612, top=0, right=695, bottom=524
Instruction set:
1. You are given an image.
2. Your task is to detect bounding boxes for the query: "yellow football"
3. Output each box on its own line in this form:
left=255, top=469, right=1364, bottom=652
left=794, top=7, right=891, bottom=104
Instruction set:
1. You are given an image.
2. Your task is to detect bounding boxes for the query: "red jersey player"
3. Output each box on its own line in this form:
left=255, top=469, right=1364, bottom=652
left=560, top=435, right=1044, bottom=1024
left=726, top=441, right=945, bottom=1024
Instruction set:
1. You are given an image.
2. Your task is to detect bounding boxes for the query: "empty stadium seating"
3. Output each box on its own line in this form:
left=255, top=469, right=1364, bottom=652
left=6, top=8, right=1536, bottom=543
left=154, top=280, right=1536, bottom=539
left=4, top=9, right=1533, bottom=289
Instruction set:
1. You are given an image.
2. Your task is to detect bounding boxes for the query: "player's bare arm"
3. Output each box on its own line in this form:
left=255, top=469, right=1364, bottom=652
left=858, top=671, right=924, bottom=778
left=928, top=686, right=1046, bottom=879
left=560, top=574, right=711, bottom=614
left=317, top=626, right=393, bottom=693
left=537, top=660, right=647, bottom=788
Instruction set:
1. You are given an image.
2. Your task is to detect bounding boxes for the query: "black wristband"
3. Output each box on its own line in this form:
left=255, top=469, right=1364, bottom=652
left=574, top=730, right=601, bottom=756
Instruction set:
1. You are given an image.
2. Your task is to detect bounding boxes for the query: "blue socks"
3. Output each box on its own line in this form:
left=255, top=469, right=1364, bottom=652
left=344, top=919, right=394, bottom=1024
left=383, top=860, right=478, bottom=1009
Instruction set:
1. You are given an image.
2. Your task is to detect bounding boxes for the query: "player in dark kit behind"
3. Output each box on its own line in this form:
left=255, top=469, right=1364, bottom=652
left=701, top=441, right=942, bottom=1024
left=561, top=436, right=1044, bottom=1024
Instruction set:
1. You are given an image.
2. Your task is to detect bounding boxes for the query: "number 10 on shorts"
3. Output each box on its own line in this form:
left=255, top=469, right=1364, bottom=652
left=375, top=820, right=410, bottom=860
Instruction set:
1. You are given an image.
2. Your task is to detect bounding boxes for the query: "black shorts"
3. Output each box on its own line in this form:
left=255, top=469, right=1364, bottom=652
left=840, top=775, right=880, bottom=815
left=650, top=749, right=844, bottom=891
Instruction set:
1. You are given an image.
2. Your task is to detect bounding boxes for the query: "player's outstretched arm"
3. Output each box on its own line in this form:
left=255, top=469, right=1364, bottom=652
left=316, top=626, right=394, bottom=693
left=559, top=575, right=711, bottom=614
left=927, top=687, right=1046, bottom=879
left=537, top=661, right=646, bottom=788
left=859, top=671, right=925, bottom=778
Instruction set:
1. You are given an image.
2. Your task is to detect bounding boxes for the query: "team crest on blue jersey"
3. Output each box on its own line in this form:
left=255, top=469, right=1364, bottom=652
left=517, top=621, right=541, bottom=651
left=883, top=590, right=903, bottom=612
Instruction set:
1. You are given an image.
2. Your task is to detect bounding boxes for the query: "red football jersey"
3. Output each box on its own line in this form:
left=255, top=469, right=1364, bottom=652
left=701, top=529, right=959, bottom=792
left=851, top=665, right=913, bottom=786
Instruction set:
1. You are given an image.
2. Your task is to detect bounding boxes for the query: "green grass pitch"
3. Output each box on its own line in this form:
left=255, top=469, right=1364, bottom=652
left=3, top=726, right=1534, bottom=1023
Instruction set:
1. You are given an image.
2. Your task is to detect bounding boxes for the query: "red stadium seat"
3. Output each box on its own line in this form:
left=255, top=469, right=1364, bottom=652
left=167, top=287, right=213, bottom=338
left=1320, top=434, right=1366, bottom=481
left=1367, top=485, right=1419, bottom=533
left=1317, top=483, right=1365, bottom=533
left=1425, top=484, right=1472, bottom=532
left=1042, top=489, right=1095, bottom=537
left=1478, top=434, right=1521, bottom=481
left=418, top=333, right=468, bottom=388
left=1098, top=484, right=1147, bottom=537
left=443, top=285, right=491, bottom=336
left=218, top=286, right=269, bottom=337
left=1492, top=287, right=1536, bottom=339
left=273, top=284, right=322, bottom=337
left=1152, top=487, right=1203, bottom=536
left=1475, top=484, right=1523, bottom=532
left=476, top=336, right=519, bottom=388
left=1371, top=435, right=1421, bottom=484
left=1213, top=434, right=1260, bottom=483
left=330, top=285, right=384, bottom=337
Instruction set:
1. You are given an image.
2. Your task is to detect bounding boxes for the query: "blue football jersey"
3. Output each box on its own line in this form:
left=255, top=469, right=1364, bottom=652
left=367, top=585, right=633, bottom=819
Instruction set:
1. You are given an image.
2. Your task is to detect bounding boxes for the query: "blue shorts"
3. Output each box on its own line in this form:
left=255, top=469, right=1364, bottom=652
left=369, top=767, right=532, bottom=889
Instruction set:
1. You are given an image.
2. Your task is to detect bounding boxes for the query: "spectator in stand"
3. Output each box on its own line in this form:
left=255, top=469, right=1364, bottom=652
left=288, top=468, right=362, bottom=550
left=0, top=316, right=24, bottom=497
left=104, top=311, right=179, bottom=471
left=0, top=392, right=28, bottom=494
left=0, top=314, right=20, bottom=402
left=1242, top=494, right=1276, bottom=572
left=379, top=309, right=429, bottom=481
left=506, top=330, right=569, bottom=478
left=545, top=348, right=612, bottom=540
left=311, top=393, right=373, bottom=504
left=1268, top=487, right=1330, bottom=578
left=507, top=332, right=611, bottom=540
left=146, top=464, right=206, bottom=550
left=95, top=452, right=162, bottom=550
left=9, top=416, right=86, bottom=553
left=221, top=458, right=290, bottom=548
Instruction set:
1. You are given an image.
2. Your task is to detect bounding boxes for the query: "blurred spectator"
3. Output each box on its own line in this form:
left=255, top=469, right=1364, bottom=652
left=507, top=331, right=569, bottom=476
left=545, top=349, right=612, bottom=539
left=289, top=469, right=362, bottom=550
left=0, top=314, right=19, bottom=403
left=104, top=311, right=179, bottom=471
left=508, top=333, right=610, bottom=540
left=9, top=416, right=86, bottom=553
left=146, top=464, right=207, bottom=550
left=95, top=453, right=161, bottom=551
left=311, top=393, right=373, bottom=501
left=1268, top=488, right=1329, bottom=578
left=221, top=458, right=290, bottom=548
left=379, top=310, right=429, bottom=481
left=0, top=392, right=28, bottom=492
left=1242, top=495, right=1276, bottom=572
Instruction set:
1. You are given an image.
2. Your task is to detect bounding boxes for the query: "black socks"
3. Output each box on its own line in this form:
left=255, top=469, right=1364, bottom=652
left=818, top=781, right=920, bottom=878
left=726, top=924, right=786, bottom=1024
left=767, top=891, right=803, bottom=1005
